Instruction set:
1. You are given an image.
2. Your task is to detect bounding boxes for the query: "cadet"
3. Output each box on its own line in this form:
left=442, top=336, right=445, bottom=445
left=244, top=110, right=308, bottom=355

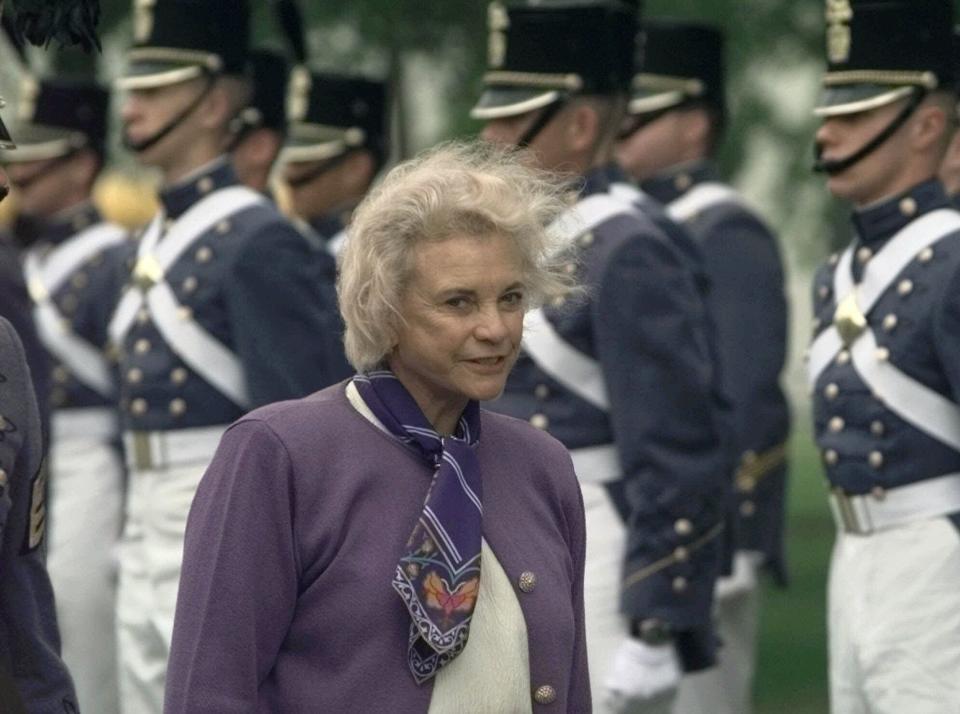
left=1, top=75, right=127, bottom=714
left=281, top=71, right=389, bottom=256
left=473, top=3, right=729, bottom=712
left=615, top=21, right=790, bottom=714
left=0, top=1, right=99, bottom=709
left=809, top=0, right=960, bottom=710
left=938, top=28, right=960, bottom=202
left=110, top=1, right=347, bottom=709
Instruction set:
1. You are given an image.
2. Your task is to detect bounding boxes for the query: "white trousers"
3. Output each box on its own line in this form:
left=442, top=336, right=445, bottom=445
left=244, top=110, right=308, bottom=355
left=828, top=517, right=960, bottom=714
left=672, top=553, right=761, bottom=714
left=47, top=428, right=124, bottom=714
left=582, top=483, right=675, bottom=714
left=116, top=457, right=209, bottom=714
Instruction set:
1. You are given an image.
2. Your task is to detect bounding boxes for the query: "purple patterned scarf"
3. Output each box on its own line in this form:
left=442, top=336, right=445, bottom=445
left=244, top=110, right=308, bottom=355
left=352, top=370, right=483, bottom=684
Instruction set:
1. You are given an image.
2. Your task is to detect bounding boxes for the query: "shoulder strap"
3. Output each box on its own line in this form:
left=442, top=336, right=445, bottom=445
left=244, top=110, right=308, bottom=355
left=547, top=193, right=636, bottom=247
left=665, top=182, right=742, bottom=224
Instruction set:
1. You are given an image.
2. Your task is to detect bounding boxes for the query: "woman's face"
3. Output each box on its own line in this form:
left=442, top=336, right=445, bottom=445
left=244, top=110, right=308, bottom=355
left=389, top=231, right=526, bottom=428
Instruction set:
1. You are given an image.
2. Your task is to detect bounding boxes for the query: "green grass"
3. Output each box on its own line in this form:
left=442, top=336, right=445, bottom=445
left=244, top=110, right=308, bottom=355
left=754, top=426, right=833, bottom=714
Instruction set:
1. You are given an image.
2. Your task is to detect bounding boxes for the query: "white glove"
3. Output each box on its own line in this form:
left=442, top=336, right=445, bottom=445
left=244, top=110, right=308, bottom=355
left=714, top=551, right=763, bottom=602
left=603, top=637, right=681, bottom=712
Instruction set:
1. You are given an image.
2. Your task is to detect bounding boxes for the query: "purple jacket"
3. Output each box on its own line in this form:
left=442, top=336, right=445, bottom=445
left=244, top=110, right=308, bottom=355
left=165, top=382, right=590, bottom=713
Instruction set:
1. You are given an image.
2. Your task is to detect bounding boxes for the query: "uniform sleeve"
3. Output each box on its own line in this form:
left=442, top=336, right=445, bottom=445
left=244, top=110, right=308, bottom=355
left=932, top=262, right=960, bottom=401
left=0, top=317, right=78, bottom=712
left=593, top=235, right=726, bottom=640
left=565, top=464, right=591, bottom=712
left=164, top=419, right=300, bottom=713
left=226, top=222, right=353, bottom=408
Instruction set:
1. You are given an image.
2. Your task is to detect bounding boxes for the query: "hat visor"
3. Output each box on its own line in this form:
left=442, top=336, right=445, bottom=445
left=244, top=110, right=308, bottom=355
left=470, top=87, right=561, bottom=120
left=0, top=124, right=86, bottom=163
left=115, top=60, right=205, bottom=91
left=281, top=139, right=351, bottom=164
left=813, top=84, right=916, bottom=117
left=0, top=113, right=14, bottom=150
left=627, top=89, right=688, bottom=116
left=282, top=124, right=366, bottom=163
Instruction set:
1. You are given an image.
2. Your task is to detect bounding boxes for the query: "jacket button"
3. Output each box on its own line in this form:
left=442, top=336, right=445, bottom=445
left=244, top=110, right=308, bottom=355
left=672, top=576, right=688, bottom=593
left=530, top=413, right=549, bottom=430
left=899, top=197, right=917, bottom=216
left=882, top=314, right=898, bottom=332
left=216, top=219, right=231, bottom=234
left=127, top=368, right=143, bottom=385
left=673, top=546, right=689, bottom=562
left=169, top=398, right=187, bottom=417
left=897, top=279, right=913, bottom=296
left=835, top=350, right=850, bottom=365
left=134, top=338, right=151, bottom=355
left=870, top=420, right=885, bottom=436
left=534, top=384, right=550, bottom=400
left=868, top=451, right=883, bottom=469
left=828, top=416, right=845, bottom=433
left=740, top=500, right=756, bottom=517
left=918, top=246, right=934, bottom=263
left=674, top=519, right=693, bottom=536
left=824, top=383, right=839, bottom=400
left=182, top=276, right=199, bottom=294
left=533, top=684, right=557, bottom=705
left=824, top=449, right=838, bottom=466
left=130, top=398, right=148, bottom=415
left=170, top=367, right=188, bottom=385
left=518, top=571, right=537, bottom=593
left=856, top=246, right=872, bottom=263
left=197, top=176, right=214, bottom=194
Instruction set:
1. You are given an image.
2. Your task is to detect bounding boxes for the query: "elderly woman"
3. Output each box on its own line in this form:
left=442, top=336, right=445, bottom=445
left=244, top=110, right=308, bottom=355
left=163, top=142, right=590, bottom=712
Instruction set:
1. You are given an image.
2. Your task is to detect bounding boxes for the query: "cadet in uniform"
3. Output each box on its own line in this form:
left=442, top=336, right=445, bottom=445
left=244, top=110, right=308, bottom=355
left=0, top=1, right=99, bottom=710
left=110, top=1, right=348, bottom=710
left=808, top=1, right=960, bottom=710
left=1, top=76, right=127, bottom=714
left=473, top=3, right=729, bottom=712
left=938, top=28, right=960, bottom=202
left=614, top=21, right=791, bottom=714
left=281, top=71, right=389, bottom=256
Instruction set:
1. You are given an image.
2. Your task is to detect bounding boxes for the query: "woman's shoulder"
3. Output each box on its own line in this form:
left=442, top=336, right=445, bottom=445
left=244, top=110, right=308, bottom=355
left=479, top=409, right=576, bottom=475
left=232, top=380, right=357, bottom=444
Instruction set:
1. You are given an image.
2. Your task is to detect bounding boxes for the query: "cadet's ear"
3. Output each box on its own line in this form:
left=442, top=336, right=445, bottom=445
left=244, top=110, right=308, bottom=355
left=680, top=107, right=711, bottom=154
left=912, top=99, right=949, bottom=152
left=342, top=150, right=376, bottom=191
left=565, top=102, right=601, bottom=154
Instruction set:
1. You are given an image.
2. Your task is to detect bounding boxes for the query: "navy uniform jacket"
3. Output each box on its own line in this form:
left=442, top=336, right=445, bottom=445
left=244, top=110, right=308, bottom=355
left=20, top=203, right=132, bottom=413
left=811, top=179, right=960, bottom=500
left=0, top=317, right=77, bottom=713
left=112, top=158, right=351, bottom=432
left=644, top=161, right=791, bottom=584
left=490, top=164, right=729, bottom=671
left=0, top=234, right=50, bottom=441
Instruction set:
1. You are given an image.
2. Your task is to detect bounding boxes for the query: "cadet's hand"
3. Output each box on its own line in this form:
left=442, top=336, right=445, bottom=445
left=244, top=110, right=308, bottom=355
left=603, top=638, right=681, bottom=712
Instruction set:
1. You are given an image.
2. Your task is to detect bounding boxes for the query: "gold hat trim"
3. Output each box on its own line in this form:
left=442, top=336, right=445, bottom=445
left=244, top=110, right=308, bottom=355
left=126, top=47, right=224, bottom=72
left=631, top=73, right=705, bottom=97
left=814, top=86, right=915, bottom=117
left=470, top=90, right=561, bottom=120
left=483, top=71, right=583, bottom=92
left=628, top=91, right=687, bottom=116
left=823, top=70, right=938, bottom=90
left=280, top=140, right=350, bottom=164
left=115, top=65, right=205, bottom=91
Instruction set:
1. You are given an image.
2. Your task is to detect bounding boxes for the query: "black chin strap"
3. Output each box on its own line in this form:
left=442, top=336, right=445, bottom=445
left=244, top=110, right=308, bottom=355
left=516, top=99, right=566, bottom=149
left=123, top=74, right=217, bottom=154
left=813, top=88, right=926, bottom=175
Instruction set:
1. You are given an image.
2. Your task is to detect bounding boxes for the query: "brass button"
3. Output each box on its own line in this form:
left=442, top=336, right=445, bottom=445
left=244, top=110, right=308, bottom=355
left=740, top=500, right=756, bottom=517
left=673, top=546, right=689, bottom=562
left=178, top=305, right=193, bottom=321
left=899, top=197, right=917, bottom=216
left=137, top=307, right=151, bottom=325
left=875, top=347, right=890, bottom=362
left=836, top=350, right=850, bottom=365
left=169, top=398, right=187, bottom=416
left=672, top=576, right=688, bottom=593
left=216, top=219, right=231, bottom=234
left=197, top=176, right=214, bottom=194
left=127, top=367, right=143, bottom=384
left=828, top=416, right=845, bottom=433
left=824, top=449, right=839, bottom=465
left=871, top=420, right=885, bottom=436
left=52, top=365, right=69, bottom=384
left=897, top=279, right=913, bottom=296
left=856, top=246, right=873, bottom=263
left=0, top=468, right=7, bottom=487
left=530, top=413, right=549, bottom=430
left=518, top=571, right=537, bottom=593
left=533, top=685, right=557, bottom=705
left=182, top=276, right=199, bottom=294
left=534, top=384, right=550, bottom=400
left=741, top=450, right=757, bottom=465
left=195, top=246, right=213, bottom=263
left=170, top=367, right=188, bottom=385
left=824, top=383, right=839, bottom=400
left=134, top=338, right=151, bottom=355
left=818, top=285, right=830, bottom=300
left=918, top=247, right=934, bottom=263
left=71, top=272, right=89, bottom=289
left=674, top=518, right=693, bottom=536
left=829, top=253, right=839, bottom=266
left=578, top=231, right=594, bottom=247
left=130, top=398, right=148, bottom=415
left=882, top=314, right=898, bottom=332
left=868, top=450, right=883, bottom=469
left=675, top=173, right=693, bottom=191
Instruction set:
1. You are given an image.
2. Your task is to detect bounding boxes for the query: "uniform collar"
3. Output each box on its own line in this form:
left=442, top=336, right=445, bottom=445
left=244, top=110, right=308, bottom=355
left=851, top=179, right=950, bottom=247
left=17, top=201, right=101, bottom=248
left=640, top=160, right=716, bottom=205
left=159, top=156, right=237, bottom=220
left=580, top=163, right=622, bottom=198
